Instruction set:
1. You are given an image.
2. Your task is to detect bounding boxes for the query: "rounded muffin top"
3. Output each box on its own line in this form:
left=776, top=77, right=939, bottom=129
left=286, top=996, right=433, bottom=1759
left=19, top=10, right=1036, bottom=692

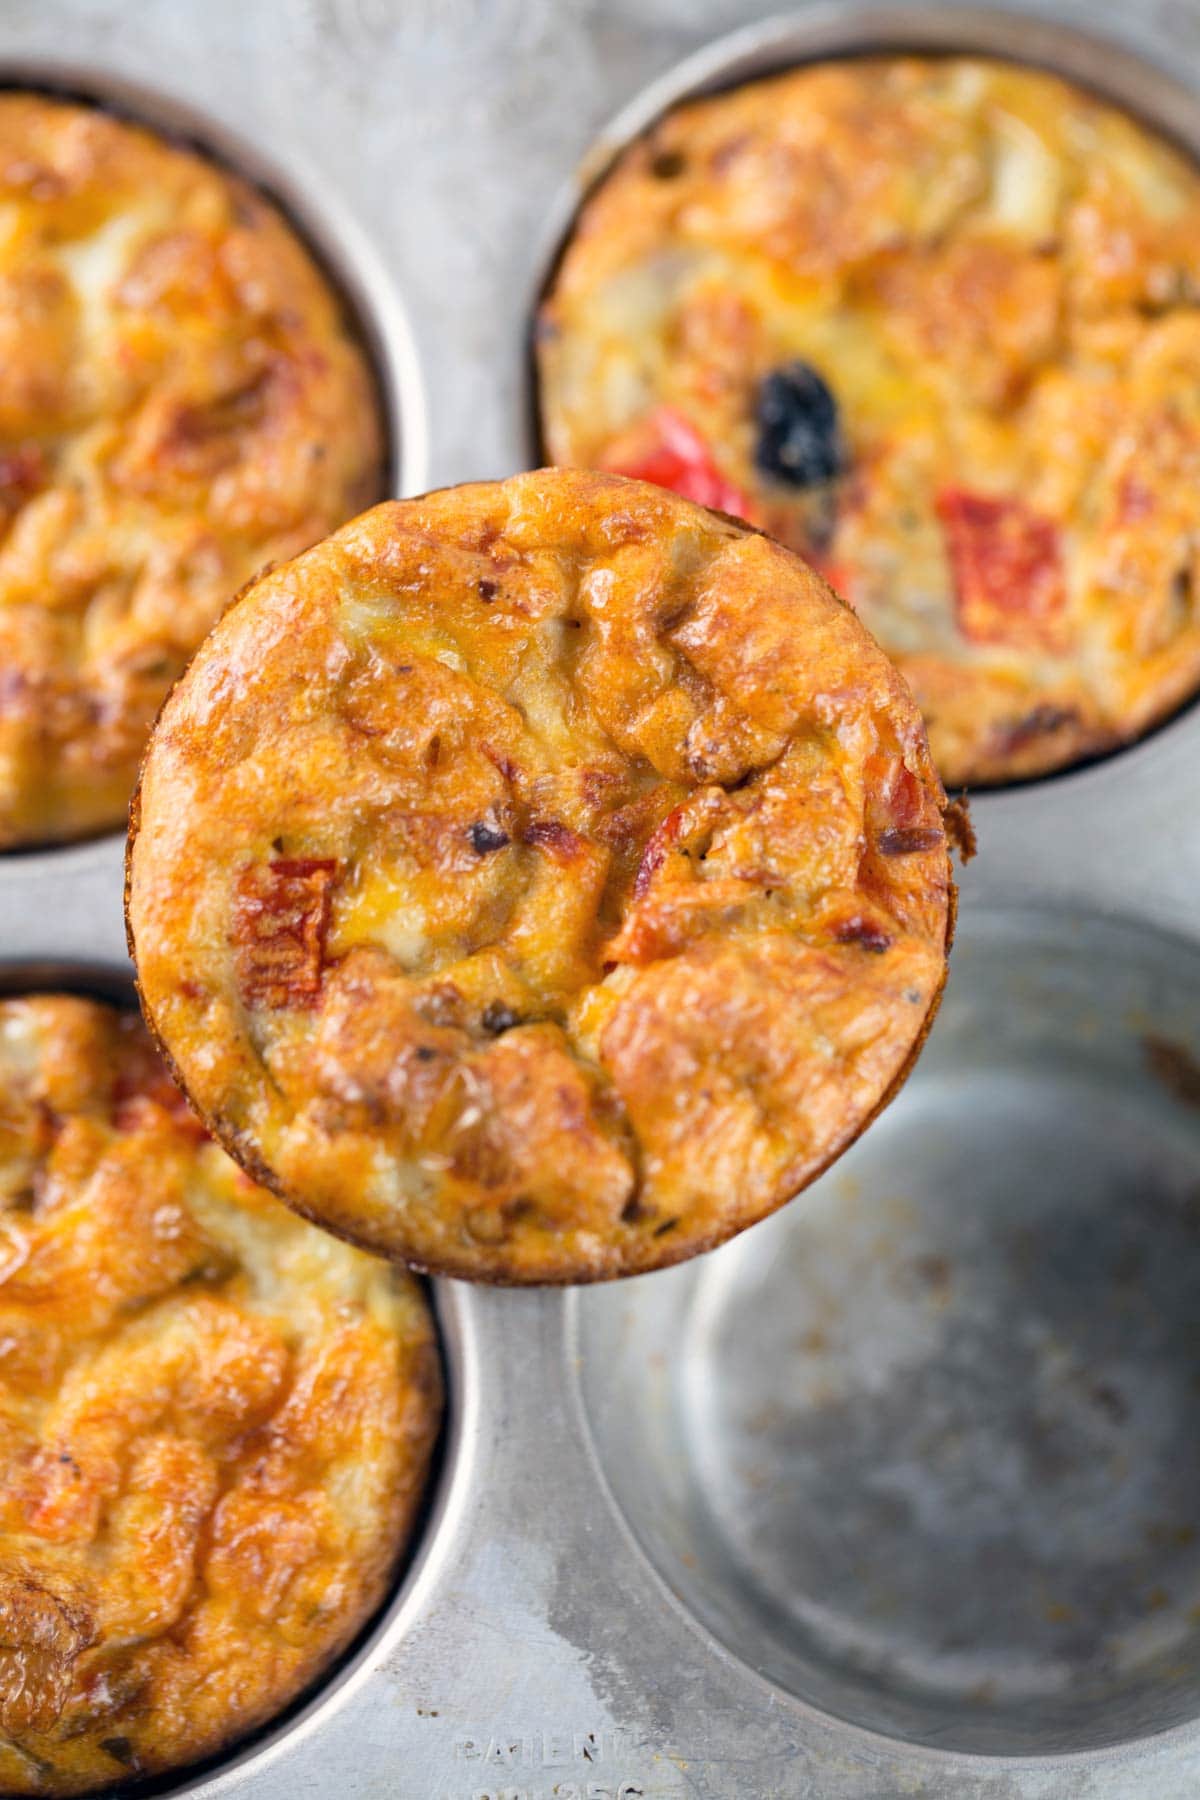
left=0, top=995, right=440, bottom=1797
left=128, top=470, right=954, bottom=1284
left=538, top=56, right=1200, bottom=785
left=0, top=92, right=383, bottom=849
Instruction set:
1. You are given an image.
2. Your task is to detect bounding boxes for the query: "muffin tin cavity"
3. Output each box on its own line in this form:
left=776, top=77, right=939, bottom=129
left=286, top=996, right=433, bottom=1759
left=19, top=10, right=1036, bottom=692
left=530, top=7, right=1200, bottom=791
left=576, top=906, right=1200, bottom=1757
left=0, top=963, right=451, bottom=1797
left=0, top=64, right=426, bottom=859
left=0, top=64, right=424, bottom=497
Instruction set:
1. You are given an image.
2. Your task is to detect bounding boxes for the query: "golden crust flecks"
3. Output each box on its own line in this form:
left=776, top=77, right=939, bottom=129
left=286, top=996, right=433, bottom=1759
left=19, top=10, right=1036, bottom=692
left=0, top=995, right=440, bottom=1796
left=0, top=93, right=384, bottom=848
left=128, top=470, right=953, bottom=1283
left=538, top=57, right=1200, bottom=785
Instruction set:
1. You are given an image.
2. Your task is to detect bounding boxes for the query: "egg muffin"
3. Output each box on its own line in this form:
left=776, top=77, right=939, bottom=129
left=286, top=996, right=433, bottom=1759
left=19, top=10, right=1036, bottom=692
left=127, top=470, right=955, bottom=1284
left=537, top=57, right=1200, bottom=785
left=0, top=995, right=440, bottom=1796
left=0, top=93, right=383, bottom=849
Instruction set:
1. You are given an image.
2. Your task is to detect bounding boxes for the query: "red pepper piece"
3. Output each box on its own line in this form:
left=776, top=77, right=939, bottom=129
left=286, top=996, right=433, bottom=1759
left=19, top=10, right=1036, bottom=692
left=232, top=857, right=340, bottom=1009
left=606, top=407, right=755, bottom=520
left=937, top=488, right=1066, bottom=649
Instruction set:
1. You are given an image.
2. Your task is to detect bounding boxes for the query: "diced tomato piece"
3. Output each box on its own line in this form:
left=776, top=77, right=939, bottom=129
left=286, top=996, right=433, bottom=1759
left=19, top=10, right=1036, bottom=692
left=232, top=857, right=340, bottom=1010
left=937, top=488, right=1066, bottom=649
left=605, top=407, right=755, bottom=520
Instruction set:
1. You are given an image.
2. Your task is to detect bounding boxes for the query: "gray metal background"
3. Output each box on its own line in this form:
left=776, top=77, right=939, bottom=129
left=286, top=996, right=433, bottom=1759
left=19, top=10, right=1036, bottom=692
left=4, top=1, right=1200, bottom=1795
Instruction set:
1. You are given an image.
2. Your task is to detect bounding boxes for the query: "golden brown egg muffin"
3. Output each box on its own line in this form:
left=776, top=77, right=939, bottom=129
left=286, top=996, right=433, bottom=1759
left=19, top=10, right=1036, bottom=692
left=537, top=57, right=1200, bottom=785
left=127, top=469, right=955, bottom=1284
left=0, top=995, right=440, bottom=1796
left=0, top=93, right=383, bottom=849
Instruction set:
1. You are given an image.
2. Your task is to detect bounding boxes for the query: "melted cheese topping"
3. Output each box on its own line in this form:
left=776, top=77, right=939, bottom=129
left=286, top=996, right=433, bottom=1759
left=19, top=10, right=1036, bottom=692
left=538, top=57, right=1200, bottom=784
left=0, top=997, right=440, bottom=1796
left=0, top=94, right=383, bottom=847
left=129, top=471, right=954, bottom=1284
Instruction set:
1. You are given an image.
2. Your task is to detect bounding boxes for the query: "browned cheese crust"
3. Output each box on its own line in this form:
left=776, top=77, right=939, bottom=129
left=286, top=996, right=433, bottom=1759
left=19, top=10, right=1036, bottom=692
left=538, top=58, right=1200, bottom=785
left=128, top=470, right=953, bottom=1283
left=0, top=94, right=383, bottom=848
left=0, top=996, right=441, bottom=1796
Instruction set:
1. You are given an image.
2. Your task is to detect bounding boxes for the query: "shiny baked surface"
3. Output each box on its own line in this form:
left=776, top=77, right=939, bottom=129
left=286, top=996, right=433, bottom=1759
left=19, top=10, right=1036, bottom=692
left=0, top=995, right=440, bottom=1796
left=538, top=57, right=1200, bottom=785
left=129, top=470, right=953, bottom=1283
left=0, top=93, right=383, bottom=848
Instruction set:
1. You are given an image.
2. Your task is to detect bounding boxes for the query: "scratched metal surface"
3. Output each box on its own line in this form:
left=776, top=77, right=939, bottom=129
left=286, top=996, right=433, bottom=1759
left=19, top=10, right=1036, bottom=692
left=5, top=1, right=1200, bottom=1796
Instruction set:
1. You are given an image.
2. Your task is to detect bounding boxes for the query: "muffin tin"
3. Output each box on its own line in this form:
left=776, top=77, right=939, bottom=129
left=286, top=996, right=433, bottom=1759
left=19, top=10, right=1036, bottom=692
left=5, top=2, right=1200, bottom=1796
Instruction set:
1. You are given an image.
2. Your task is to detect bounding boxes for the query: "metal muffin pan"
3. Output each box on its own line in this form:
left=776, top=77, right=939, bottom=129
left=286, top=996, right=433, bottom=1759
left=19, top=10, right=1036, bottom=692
left=5, top=1, right=1200, bottom=1795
